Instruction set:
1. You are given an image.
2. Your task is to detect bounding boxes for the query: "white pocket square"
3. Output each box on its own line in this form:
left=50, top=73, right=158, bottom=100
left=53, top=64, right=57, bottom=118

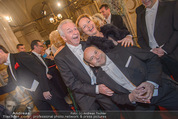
left=125, top=56, right=132, bottom=68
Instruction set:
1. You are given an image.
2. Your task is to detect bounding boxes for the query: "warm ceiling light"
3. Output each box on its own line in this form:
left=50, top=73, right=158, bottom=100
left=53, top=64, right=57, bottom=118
left=42, top=1, right=62, bottom=25
left=57, top=14, right=62, bottom=19
left=57, top=2, right=61, bottom=7
left=41, top=10, right=46, bottom=15
left=4, top=16, right=12, bottom=22
left=49, top=17, right=55, bottom=23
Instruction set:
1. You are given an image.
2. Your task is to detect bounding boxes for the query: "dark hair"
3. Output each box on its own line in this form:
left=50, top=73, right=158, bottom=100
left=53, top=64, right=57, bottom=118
left=0, top=45, right=8, bottom=53
left=99, top=4, right=110, bottom=10
left=100, top=24, right=130, bottom=41
left=31, top=40, right=40, bottom=50
left=86, top=36, right=115, bottom=53
left=16, top=44, right=24, bottom=49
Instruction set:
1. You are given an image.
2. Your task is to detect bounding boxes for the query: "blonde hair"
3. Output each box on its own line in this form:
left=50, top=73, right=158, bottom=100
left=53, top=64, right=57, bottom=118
left=49, top=30, right=65, bottom=48
left=92, top=13, right=106, bottom=30
left=76, top=14, right=93, bottom=41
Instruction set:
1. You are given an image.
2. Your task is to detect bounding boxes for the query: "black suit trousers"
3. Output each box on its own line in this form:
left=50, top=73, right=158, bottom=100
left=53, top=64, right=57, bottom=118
left=151, top=78, right=178, bottom=110
left=29, top=87, right=71, bottom=114
left=160, top=55, right=178, bottom=82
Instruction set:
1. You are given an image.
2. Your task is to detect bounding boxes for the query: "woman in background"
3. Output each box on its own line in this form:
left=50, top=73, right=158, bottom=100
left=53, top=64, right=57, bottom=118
left=48, top=30, right=72, bottom=105
left=49, top=30, right=65, bottom=57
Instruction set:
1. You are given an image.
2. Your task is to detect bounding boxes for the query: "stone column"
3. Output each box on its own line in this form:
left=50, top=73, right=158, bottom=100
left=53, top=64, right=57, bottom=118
left=0, top=17, right=19, bottom=53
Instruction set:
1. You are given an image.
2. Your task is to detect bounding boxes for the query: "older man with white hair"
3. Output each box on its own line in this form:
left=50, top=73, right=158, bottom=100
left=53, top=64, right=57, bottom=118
left=54, top=19, right=119, bottom=111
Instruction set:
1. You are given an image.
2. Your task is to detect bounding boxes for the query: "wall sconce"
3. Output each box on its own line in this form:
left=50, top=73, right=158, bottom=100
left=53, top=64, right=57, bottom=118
left=42, top=1, right=62, bottom=25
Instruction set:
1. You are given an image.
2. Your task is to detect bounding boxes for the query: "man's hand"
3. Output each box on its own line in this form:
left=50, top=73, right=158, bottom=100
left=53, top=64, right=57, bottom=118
left=136, top=82, right=154, bottom=103
left=117, top=35, right=134, bottom=47
left=47, top=74, right=53, bottom=80
left=129, top=89, right=140, bottom=102
left=129, top=89, right=150, bottom=103
left=43, top=91, right=52, bottom=100
left=99, top=84, right=114, bottom=96
left=152, top=47, right=164, bottom=57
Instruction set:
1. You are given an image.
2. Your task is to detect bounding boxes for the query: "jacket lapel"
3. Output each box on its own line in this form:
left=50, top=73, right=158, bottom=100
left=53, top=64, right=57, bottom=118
left=31, top=52, right=46, bottom=67
left=98, top=68, right=129, bottom=93
left=111, top=14, right=114, bottom=25
left=154, top=2, right=165, bottom=33
left=107, top=48, right=132, bottom=83
left=64, top=45, right=89, bottom=76
left=9, top=54, right=18, bottom=81
left=140, top=8, right=149, bottom=41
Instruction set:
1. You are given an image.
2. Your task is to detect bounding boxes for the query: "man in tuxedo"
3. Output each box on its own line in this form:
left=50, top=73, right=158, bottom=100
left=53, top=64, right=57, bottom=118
left=29, top=40, right=70, bottom=111
left=83, top=39, right=178, bottom=110
left=99, top=3, right=127, bottom=31
left=30, top=40, right=53, bottom=82
left=0, top=45, right=70, bottom=114
left=99, top=3, right=133, bottom=46
left=136, top=0, right=178, bottom=80
left=54, top=19, right=119, bottom=111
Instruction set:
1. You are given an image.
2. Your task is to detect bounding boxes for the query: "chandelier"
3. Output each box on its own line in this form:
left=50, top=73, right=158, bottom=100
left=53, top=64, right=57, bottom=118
left=41, top=1, right=62, bottom=25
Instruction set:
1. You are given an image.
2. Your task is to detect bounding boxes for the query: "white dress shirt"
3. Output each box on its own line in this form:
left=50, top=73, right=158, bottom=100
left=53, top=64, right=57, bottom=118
left=4, top=54, right=15, bottom=80
left=106, top=13, right=111, bottom=24
left=145, top=0, right=159, bottom=49
left=67, top=43, right=96, bottom=85
left=101, top=56, right=158, bottom=96
left=101, top=56, right=136, bottom=92
left=4, top=53, right=39, bottom=92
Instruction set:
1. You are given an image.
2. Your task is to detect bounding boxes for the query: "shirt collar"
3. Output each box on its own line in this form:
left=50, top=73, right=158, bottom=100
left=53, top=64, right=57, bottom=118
left=66, top=43, right=82, bottom=52
left=146, top=0, right=159, bottom=12
left=4, top=53, right=10, bottom=65
left=106, top=13, right=111, bottom=23
left=101, top=56, right=112, bottom=70
left=32, top=51, right=41, bottom=57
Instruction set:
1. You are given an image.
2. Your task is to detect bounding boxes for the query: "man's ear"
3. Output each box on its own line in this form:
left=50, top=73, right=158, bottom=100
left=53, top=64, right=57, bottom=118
left=61, top=36, right=67, bottom=42
left=34, top=45, right=37, bottom=49
left=108, top=8, right=111, bottom=12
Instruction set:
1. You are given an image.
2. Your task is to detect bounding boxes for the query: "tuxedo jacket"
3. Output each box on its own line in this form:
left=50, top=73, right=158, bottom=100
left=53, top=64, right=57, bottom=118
left=30, top=52, right=57, bottom=77
left=54, top=42, right=105, bottom=110
left=30, top=53, right=48, bottom=71
left=0, top=52, right=50, bottom=99
left=111, top=14, right=128, bottom=31
left=96, top=45, right=163, bottom=104
left=136, top=1, right=178, bottom=61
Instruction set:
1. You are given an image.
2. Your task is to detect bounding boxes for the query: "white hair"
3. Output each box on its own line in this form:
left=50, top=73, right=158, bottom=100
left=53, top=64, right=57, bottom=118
left=57, top=19, right=73, bottom=37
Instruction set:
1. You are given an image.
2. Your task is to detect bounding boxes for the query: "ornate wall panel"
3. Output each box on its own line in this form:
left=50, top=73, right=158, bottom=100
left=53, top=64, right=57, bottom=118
left=75, top=3, right=98, bottom=19
left=124, top=0, right=142, bottom=39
